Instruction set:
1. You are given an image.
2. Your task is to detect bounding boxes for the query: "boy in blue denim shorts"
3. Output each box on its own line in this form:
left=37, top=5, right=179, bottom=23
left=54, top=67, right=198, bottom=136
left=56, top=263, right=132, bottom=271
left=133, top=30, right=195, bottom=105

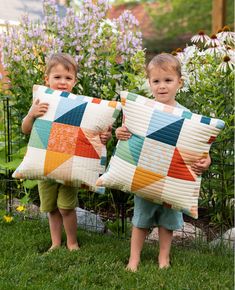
left=116, top=53, right=211, bottom=270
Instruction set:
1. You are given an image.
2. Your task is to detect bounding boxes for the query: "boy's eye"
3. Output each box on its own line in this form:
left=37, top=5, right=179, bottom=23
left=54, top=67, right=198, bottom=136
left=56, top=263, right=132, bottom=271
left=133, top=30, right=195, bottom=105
left=166, top=79, right=172, bottom=82
left=153, top=80, right=159, bottom=83
left=66, top=77, right=73, bottom=80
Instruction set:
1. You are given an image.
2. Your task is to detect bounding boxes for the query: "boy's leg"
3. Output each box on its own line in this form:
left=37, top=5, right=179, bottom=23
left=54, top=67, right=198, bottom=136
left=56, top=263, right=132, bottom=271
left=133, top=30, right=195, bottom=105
left=126, top=226, right=148, bottom=272
left=59, top=208, right=79, bottom=250
left=48, top=208, right=63, bottom=249
left=158, top=226, right=173, bottom=268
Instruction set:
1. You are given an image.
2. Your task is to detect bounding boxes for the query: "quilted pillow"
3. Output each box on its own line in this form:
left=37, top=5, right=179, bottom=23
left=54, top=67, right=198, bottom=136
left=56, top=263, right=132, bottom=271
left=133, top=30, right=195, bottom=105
left=96, top=91, right=225, bottom=217
left=13, top=85, right=121, bottom=193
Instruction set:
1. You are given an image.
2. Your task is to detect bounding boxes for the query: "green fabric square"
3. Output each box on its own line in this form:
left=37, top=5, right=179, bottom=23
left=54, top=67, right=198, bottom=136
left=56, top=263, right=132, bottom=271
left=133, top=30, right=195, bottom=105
left=126, top=92, right=138, bottom=102
left=182, top=110, right=192, bottom=119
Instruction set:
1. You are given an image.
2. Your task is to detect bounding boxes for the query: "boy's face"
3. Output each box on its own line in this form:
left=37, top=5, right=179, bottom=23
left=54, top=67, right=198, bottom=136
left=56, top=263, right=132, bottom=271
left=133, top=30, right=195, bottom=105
left=148, top=67, right=183, bottom=106
left=45, top=64, right=76, bottom=92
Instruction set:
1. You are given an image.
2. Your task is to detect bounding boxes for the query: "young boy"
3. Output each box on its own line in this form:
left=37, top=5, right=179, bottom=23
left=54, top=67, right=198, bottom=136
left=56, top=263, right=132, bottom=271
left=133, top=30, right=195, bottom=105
left=22, top=53, right=111, bottom=251
left=116, top=53, right=211, bottom=270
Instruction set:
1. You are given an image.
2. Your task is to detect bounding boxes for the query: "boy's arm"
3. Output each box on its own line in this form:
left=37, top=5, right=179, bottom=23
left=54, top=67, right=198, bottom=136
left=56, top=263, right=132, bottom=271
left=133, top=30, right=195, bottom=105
left=191, top=154, right=211, bottom=176
left=22, top=99, right=49, bottom=134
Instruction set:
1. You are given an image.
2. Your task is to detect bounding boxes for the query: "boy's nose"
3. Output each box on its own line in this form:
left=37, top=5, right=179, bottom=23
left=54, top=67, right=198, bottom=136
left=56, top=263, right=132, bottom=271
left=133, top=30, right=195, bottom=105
left=159, top=83, right=166, bottom=88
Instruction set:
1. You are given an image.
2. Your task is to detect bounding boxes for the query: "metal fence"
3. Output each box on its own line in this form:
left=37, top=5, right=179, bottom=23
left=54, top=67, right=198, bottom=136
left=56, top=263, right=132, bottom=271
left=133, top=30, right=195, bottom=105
left=0, top=97, right=234, bottom=247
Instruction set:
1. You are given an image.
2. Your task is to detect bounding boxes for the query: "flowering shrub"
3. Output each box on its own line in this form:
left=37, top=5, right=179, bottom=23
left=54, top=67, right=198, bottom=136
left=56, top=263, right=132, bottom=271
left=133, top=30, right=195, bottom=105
left=174, top=26, right=234, bottom=226
left=0, top=0, right=145, bottom=118
left=0, top=0, right=146, bottom=218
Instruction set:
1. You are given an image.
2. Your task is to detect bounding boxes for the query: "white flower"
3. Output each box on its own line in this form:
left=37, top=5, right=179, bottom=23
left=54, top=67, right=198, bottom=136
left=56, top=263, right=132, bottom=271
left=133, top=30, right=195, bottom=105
left=183, top=45, right=200, bottom=62
left=179, top=86, right=189, bottom=93
left=205, top=34, right=221, bottom=47
left=227, top=48, right=235, bottom=61
left=217, top=55, right=235, bottom=73
left=217, top=26, right=235, bottom=45
left=191, top=31, right=210, bottom=44
left=172, top=48, right=185, bottom=62
left=205, top=45, right=226, bottom=57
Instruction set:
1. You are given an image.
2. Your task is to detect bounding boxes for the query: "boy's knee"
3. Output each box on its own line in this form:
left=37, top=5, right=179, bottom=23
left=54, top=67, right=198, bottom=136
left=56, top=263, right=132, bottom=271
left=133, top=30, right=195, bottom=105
left=59, top=208, right=74, bottom=217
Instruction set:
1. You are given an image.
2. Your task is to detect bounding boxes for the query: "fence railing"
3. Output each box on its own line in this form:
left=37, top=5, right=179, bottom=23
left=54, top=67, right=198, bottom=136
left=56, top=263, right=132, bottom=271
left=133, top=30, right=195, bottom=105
left=0, top=97, right=234, bottom=246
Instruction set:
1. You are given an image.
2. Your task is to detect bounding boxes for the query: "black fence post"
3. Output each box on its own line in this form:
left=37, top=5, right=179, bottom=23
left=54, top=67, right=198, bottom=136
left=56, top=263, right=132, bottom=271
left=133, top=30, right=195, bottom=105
left=3, top=97, right=13, bottom=212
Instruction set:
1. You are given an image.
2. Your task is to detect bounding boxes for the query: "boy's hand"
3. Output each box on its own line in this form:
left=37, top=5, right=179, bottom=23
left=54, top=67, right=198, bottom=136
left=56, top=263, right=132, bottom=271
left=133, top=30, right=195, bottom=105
left=28, top=99, right=49, bottom=119
left=191, top=155, right=211, bottom=176
left=115, top=125, right=132, bottom=140
left=100, top=125, right=112, bottom=145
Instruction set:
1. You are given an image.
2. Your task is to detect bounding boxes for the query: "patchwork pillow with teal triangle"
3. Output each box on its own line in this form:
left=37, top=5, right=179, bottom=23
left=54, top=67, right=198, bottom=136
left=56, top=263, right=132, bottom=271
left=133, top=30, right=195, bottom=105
left=96, top=91, right=225, bottom=218
left=12, top=85, right=121, bottom=193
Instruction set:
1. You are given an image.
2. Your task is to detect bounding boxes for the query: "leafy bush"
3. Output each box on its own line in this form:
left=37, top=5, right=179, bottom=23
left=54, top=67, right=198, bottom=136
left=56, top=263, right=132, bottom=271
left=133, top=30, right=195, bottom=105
left=0, top=0, right=145, bottom=215
left=0, top=0, right=145, bottom=123
left=175, top=27, right=234, bottom=227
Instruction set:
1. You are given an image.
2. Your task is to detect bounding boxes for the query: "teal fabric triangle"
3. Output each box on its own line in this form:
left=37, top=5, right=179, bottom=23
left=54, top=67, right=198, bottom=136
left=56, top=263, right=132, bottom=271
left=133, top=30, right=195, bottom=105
left=55, top=97, right=86, bottom=119
left=116, top=135, right=144, bottom=165
left=147, top=118, right=184, bottom=146
left=55, top=103, right=87, bottom=126
left=147, top=110, right=183, bottom=136
left=29, top=119, right=52, bottom=149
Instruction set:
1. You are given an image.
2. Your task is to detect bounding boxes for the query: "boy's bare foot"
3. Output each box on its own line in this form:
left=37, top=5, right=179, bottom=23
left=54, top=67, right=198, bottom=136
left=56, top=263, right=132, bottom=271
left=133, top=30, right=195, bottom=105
left=125, top=262, right=138, bottom=272
left=159, top=263, right=170, bottom=269
left=68, top=243, right=80, bottom=251
left=158, top=258, right=170, bottom=269
left=158, top=256, right=170, bottom=269
left=48, top=245, right=60, bottom=252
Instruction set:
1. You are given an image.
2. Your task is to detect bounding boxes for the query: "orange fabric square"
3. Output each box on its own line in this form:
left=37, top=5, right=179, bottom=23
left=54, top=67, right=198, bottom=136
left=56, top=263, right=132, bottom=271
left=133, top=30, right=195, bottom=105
left=92, top=98, right=102, bottom=104
left=47, top=123, right=79, bottom=155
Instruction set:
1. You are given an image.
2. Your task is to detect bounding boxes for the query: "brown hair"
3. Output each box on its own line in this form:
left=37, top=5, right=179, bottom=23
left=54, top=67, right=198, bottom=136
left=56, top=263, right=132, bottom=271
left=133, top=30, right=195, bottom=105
left=45, top=53, right=78, bottom=77
left=146, top=53, right=181, bottom=78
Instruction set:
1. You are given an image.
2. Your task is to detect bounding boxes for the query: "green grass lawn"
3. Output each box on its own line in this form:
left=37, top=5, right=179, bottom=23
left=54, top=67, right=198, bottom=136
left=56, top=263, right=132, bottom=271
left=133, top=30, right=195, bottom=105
left=0, top=219, right=233, bottom=290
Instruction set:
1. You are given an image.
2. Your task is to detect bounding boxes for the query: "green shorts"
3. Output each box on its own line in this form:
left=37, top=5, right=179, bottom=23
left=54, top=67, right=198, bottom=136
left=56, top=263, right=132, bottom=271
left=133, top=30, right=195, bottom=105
left=132, top=195, right=183, bottom=231
left=38, top=180, right=78, bottom=212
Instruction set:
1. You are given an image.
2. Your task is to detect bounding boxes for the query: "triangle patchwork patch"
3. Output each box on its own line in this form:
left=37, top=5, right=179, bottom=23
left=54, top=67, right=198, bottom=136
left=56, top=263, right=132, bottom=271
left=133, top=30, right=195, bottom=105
left=46, top=156, right=73, bottom=180
left=147, top=118, right=184, bottom=146
left=44, top=151, right=72, bottom=176
left=115, top=141, right=136, bottom=165
left=55, top=103, right=87, bottom=126
left=116, top=135, right=144, bottom=166
left=55, top=98, right=86, bottom=120
left=131, top=166, right=164, bottom=192
left=167, top=148, right=196, bottom=181
left=75, top=128, right=100, bottom=159
left=29, top=127, right=45, bottom=149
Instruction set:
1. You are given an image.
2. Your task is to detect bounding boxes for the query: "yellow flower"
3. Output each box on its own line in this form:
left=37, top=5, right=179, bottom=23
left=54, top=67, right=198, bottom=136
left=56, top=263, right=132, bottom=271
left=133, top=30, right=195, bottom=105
left=16, top=205, right=26, bottom=212
left=3, top=215, right=13, bottom=223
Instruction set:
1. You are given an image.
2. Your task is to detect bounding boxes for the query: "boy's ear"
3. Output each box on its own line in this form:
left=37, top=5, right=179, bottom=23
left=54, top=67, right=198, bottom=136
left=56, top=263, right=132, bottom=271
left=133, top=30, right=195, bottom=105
left=72, top=79, right=77, bottom=88
left=179, top=78, right=184, bottom=88
left=44, top=75, right=49, bottom=86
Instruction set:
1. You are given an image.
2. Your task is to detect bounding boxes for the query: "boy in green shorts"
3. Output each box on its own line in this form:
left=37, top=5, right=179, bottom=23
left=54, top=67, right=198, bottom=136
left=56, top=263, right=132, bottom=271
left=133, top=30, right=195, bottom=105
left=22, top=53, right=111, bottom=251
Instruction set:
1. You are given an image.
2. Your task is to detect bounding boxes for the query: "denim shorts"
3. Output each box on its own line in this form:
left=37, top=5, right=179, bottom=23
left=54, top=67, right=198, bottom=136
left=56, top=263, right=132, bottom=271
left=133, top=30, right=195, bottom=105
left=132, top=195, right=184, bottom=230
left=38, top=180, right=78, bottom=212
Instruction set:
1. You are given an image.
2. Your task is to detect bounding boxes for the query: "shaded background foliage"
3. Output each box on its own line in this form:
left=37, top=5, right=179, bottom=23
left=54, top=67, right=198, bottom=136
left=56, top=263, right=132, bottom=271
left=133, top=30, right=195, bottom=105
left=110, top=0, right=234, bottom=56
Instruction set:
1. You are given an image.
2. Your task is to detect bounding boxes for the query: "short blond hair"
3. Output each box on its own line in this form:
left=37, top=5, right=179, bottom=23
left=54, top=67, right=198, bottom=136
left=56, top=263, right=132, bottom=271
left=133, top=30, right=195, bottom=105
left=45, top=53, right=78, bottom=77
left=146, top=53, right=181, bottom=78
